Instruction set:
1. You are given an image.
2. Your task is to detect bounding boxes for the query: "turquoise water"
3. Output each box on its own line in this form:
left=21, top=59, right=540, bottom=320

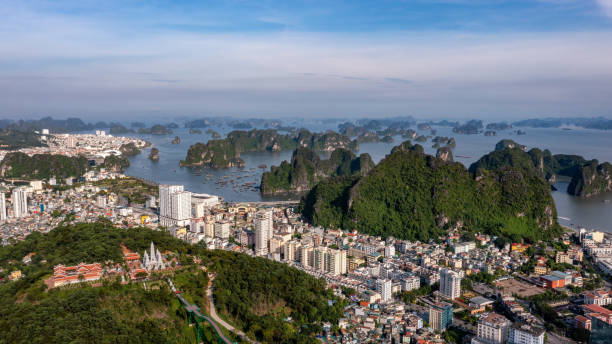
left=121, top=124, right=612, bottom=232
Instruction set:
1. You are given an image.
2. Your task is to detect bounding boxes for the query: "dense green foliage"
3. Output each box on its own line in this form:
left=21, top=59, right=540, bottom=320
left=567, top=160, right=612, bottom=198
left=0, top=151, right=132, bottom=180
left=0, top=152, right=90, bottom=180
left=181, top=129, right=357, bottom=168
left=301, top=140, right=559, bottom=242
left=0, top=129, right=46, bottom=149
left=103, top=154, right=130, bottom=172
left=0, top=222, right=342, bottom=343
left=260, top=147, right=373, bottom=195
left=119, top=142, right=142, bottom=156
left=208, top=251, right=346, bottom=343
left=471, top=140, right=611, bottom=198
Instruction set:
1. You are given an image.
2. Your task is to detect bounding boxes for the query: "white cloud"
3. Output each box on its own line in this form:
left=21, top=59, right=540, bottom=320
left=597, top=0, right=612, bottom=17
left=1, top=3, right=612, bottom=119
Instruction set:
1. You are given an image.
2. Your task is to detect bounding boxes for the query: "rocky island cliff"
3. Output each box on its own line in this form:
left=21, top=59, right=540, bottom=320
left=260, top=147, right=373, bottom=195
left=181, top=129, right=357, bottom=168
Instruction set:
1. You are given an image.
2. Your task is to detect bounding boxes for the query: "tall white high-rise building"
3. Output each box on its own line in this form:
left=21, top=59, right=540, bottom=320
left=0, top=192, right=6, bottom=221
left=376, top=278, right=392, bottom=302
left=440, top=268, right=462, bottom=300
left=326, top=249, right=347, bottom=276
left=170, top=191, right=191, bottom=225
left=159, top=185, right=191, bottom=226
left=214, top=221, right=230, bottom=239
left=12, top=188, right=28, bottom=218
left=254, top=210, right=273, bottom=256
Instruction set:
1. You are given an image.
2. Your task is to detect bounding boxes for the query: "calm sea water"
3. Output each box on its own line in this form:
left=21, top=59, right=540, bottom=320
left=121, top=125, right=612, bottom=232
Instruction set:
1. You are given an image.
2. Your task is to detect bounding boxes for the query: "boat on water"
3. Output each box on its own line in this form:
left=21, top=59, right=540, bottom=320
left=558, top=216, right=571, bottom=221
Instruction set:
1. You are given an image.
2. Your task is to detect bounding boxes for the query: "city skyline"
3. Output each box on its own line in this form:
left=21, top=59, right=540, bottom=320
left=1, top=1, right=612, bottom=119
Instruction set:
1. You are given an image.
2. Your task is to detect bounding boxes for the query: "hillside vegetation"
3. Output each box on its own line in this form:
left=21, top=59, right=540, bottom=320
left=181, top=129, right=358, bottom=168
left=0, top=222, right=342, bottom=343
left=300, top=140, right=560, bottom=242
left=260, top=147, right=374, bottom=195
left=0, top=152, right=130, bottom=180
left=470, top=139, right=611, bottom=198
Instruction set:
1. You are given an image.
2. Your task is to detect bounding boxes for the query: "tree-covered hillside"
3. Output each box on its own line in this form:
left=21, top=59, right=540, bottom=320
left=181, top=129, right=357, bottom=168
left=300, top=140, right=560, bottom=242
left=0, top=222, right=342, bottom=343
left=0, top=152, right=130, bottom=180
left=260, top=147, right=373, bottom=195
left=0, top=129, right=46, bottom=150
left=470, top=139, right=611, bottom=198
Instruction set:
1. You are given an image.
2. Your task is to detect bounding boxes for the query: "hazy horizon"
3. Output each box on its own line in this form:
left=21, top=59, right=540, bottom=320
left=2, top=1, right=612, bottom=119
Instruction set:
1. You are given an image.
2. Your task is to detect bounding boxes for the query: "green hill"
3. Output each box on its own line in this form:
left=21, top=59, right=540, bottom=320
left=260, top=147, right=373, bottom=195
left=181, top=129, right=357, bottom=168
left=470, top=139, right=610, bottom=198
left=0, top=152, right=130, bottom=180
left=300, top=140, right=560, bottom=242
left=0, top=222, right=343, bottom=343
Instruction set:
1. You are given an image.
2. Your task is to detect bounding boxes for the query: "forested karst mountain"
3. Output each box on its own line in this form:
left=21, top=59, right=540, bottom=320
left=181, top=129, right=357, bottom=168
left=300, top=141, right=559, bottom=242
left=471, top=140, right=611, bottom=198
left=260, top=147, right=374, bottom=195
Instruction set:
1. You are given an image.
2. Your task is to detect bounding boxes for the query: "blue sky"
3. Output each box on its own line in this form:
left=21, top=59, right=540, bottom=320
left=1, top=0, right=612, bottom=120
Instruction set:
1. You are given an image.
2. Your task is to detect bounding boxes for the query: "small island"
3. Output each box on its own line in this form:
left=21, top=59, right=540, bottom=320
left=138, top=124, right=173, bottom=135
left=260, top=147, right=373, bottom=195
left=148, top=147, right=159, bottom=162
left=171, top=136, right=181, bottom=144
left=181, top=129, right=357, bottom=168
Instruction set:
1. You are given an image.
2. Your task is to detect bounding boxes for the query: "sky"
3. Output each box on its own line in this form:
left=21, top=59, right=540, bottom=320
left=1, top=0, right=612, bottom=120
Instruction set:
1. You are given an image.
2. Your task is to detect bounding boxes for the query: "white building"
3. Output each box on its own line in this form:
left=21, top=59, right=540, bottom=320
left=214, top=221, right=230, bottom=239
left=454, top=241, right=476, bottom=254
left=0, top=192, right=6, bottom=221
left=376, top=278, right=392, bottom=302
left=254, top=209, right=273, bottom=256
left=508, top=323, right=545, bottom=344
left=29, top=180, right=43, bottom=191
left=326, top=249, right=347, bottom=276
left=385, top=245, right=395, bottom=258
left=473, top=313, right=511, bottom=344
left=159, top=184, right=191, bottom=227
left=402, top=276, right=421, bottom=292
left=12, top=188, right=28, bottom=218
left=440, top=268, right=461, bottom=300
left=97, top=195, right=107, bottom=208
left=142, top=242, right=167, bottom=272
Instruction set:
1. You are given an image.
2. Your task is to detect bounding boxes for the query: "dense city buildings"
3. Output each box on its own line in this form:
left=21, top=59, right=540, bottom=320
left=3, top=168, right=611, bottom=344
